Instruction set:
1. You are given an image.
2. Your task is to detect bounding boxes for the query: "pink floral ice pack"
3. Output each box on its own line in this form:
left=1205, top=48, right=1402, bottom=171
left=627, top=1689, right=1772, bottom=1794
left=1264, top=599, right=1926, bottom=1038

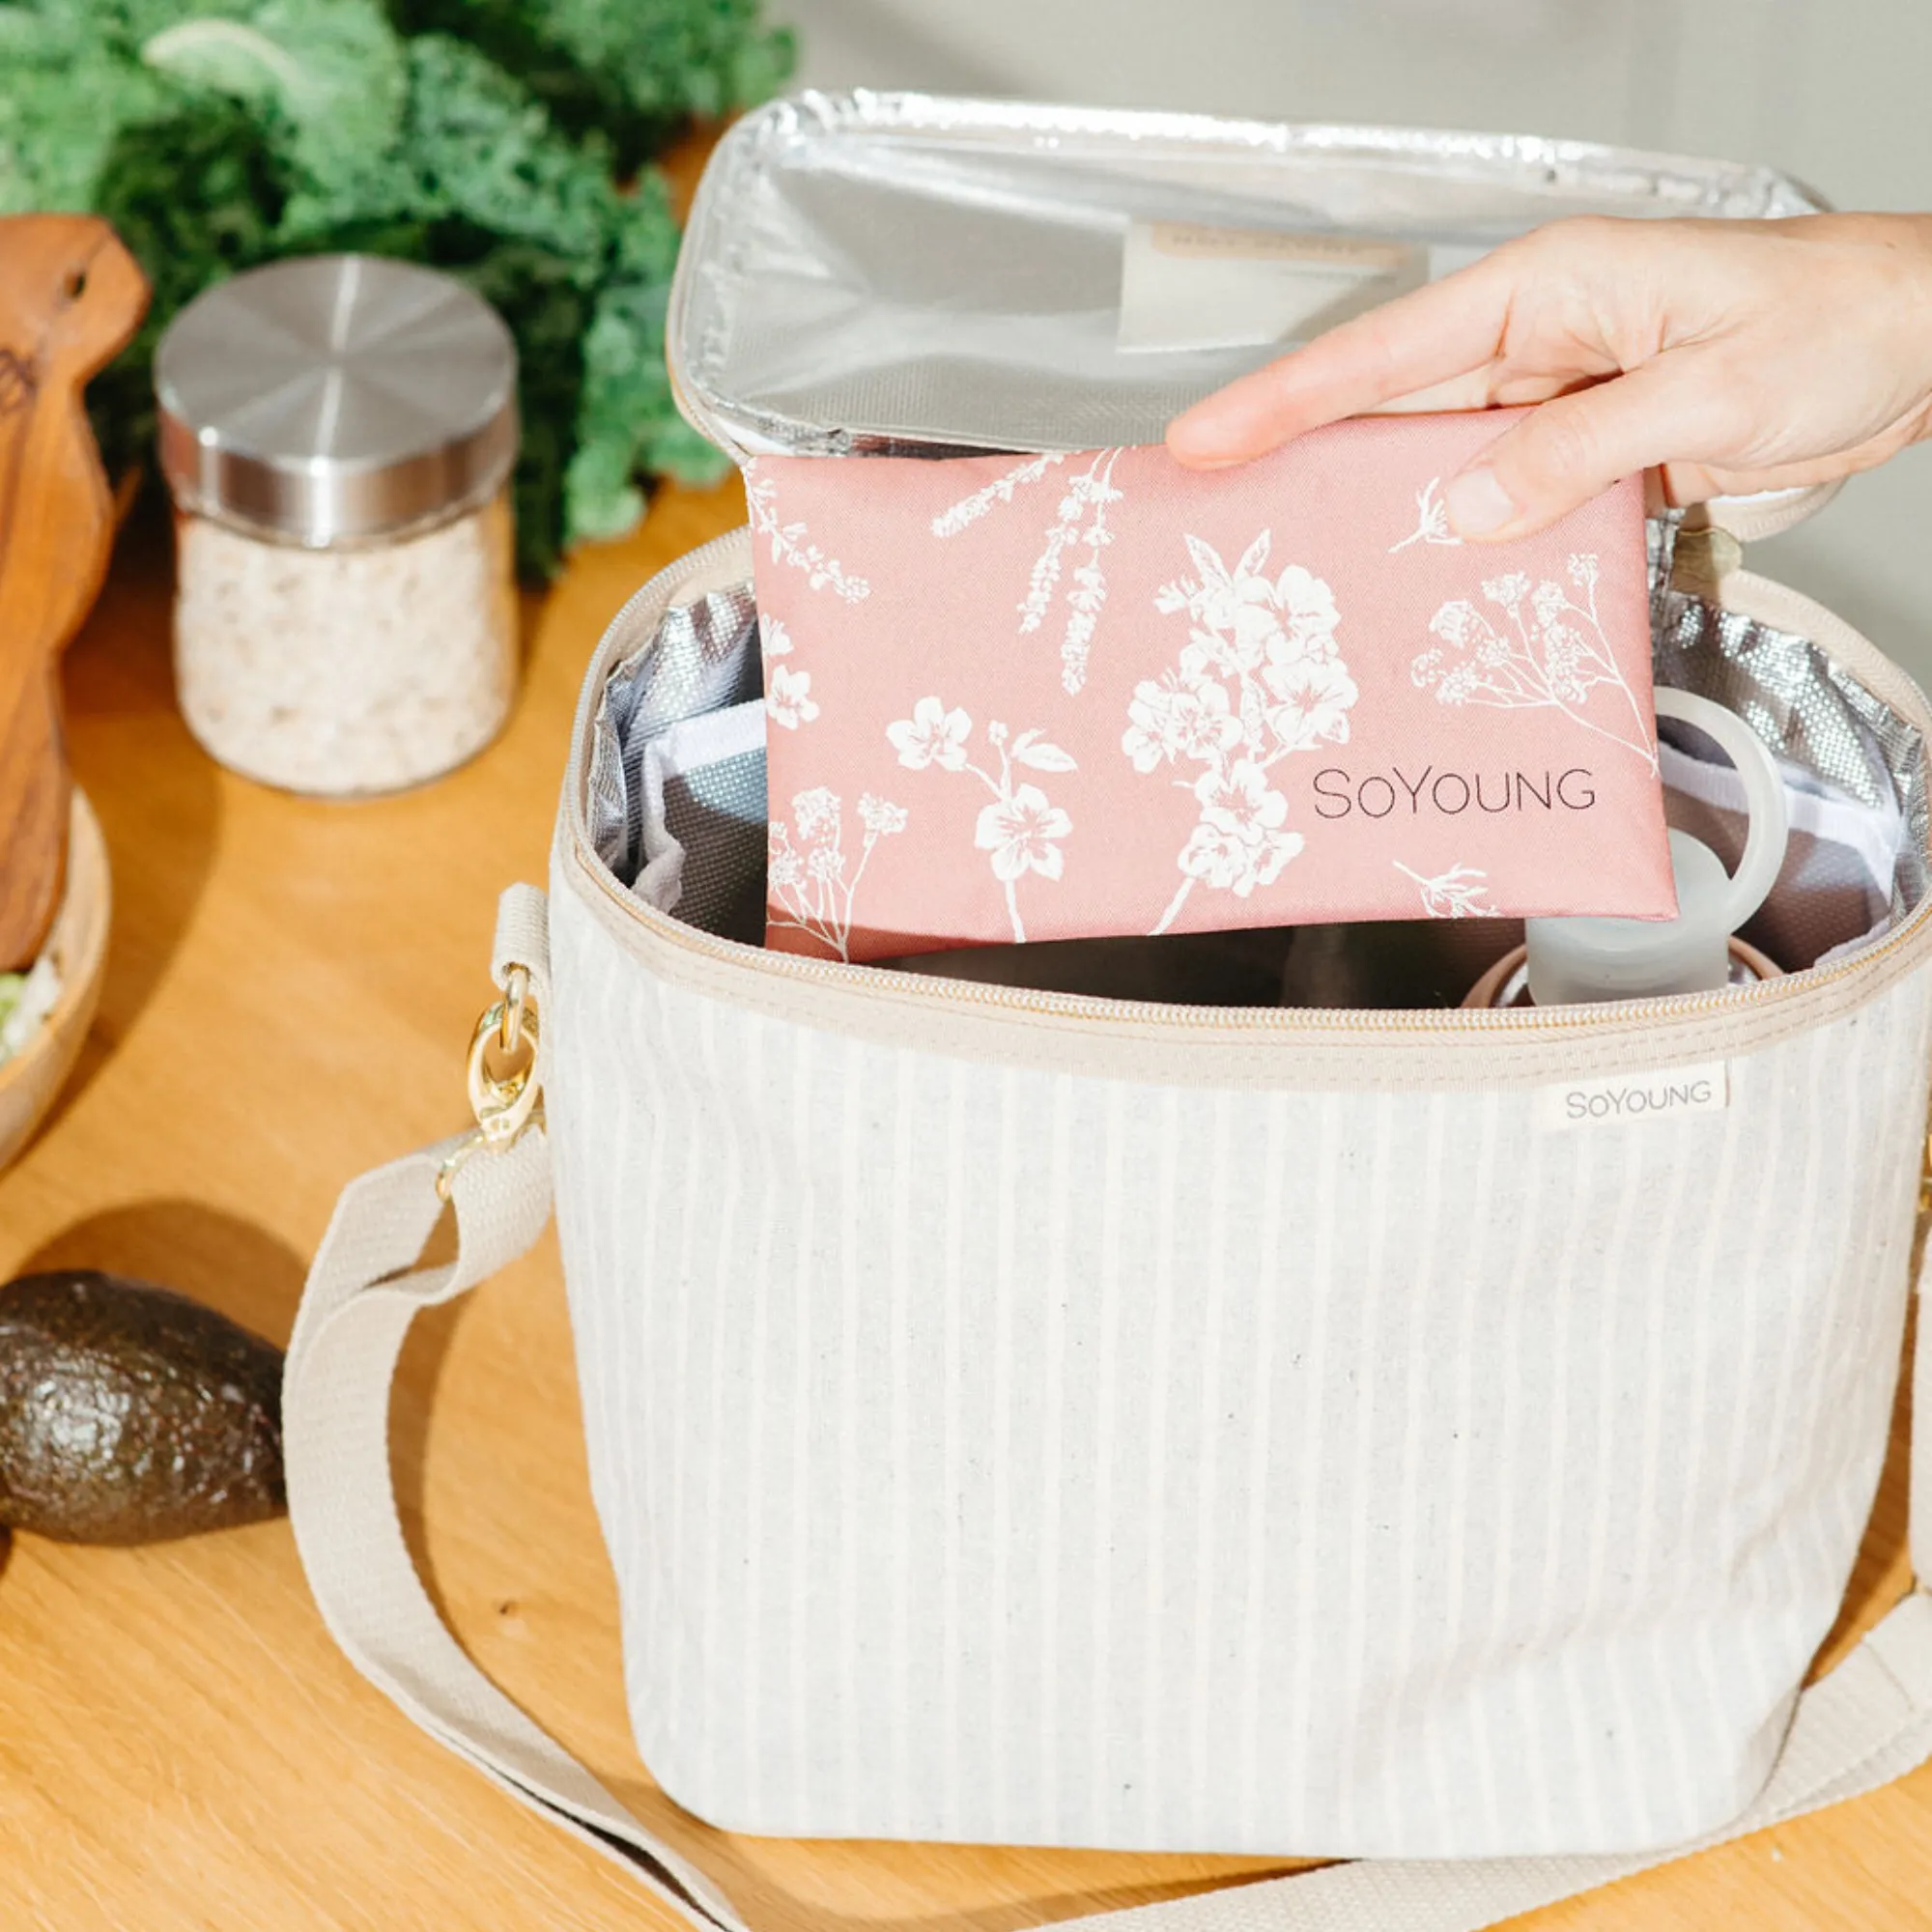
left=750, top=410, right=1674, bottom=962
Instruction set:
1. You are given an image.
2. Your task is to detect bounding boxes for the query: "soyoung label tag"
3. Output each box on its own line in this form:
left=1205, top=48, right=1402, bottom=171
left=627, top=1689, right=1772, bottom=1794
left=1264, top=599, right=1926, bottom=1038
left=1117, top=219, right=1426, bottom=354
left=1537, top=1061, right=1731, bottom=1131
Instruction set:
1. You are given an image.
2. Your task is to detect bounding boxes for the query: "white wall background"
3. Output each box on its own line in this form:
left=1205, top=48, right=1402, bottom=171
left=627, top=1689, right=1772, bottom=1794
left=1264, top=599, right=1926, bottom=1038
left=770, top=0, right=1932, bottom=678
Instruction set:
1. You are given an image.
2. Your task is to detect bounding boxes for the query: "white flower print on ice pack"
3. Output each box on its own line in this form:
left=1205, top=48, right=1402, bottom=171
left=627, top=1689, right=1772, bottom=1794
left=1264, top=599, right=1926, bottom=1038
left=887, top=697, right=1075, bottom=943
left=760, top=616, right=821, bottom=730
left=885, top=695, right=972, bottom=772
left=746, top=469, right=869, bottom=602
left=930, top=447, right=1125, bottom=695
left=1130, top=529, right=1357, bottom=935
left=1179, top=761, right=1300, bottom=898
left=1389, top=476, right=1462, bottom=554
left=764, top=664, right=818, bottom=730
left=929, top=452, right=1067, bottom=537
left=767, top=786, right=907, bottom=961
left=976, top=787, right=1072, bottom=891
left=1394, top=861, right=1501, bottom=919
left=1410, top=554, right=1658, bottom=770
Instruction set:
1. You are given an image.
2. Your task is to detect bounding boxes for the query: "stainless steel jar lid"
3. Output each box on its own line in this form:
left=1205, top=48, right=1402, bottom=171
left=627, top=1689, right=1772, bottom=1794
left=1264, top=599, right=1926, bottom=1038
left=156, top=254, right=518, bottom=546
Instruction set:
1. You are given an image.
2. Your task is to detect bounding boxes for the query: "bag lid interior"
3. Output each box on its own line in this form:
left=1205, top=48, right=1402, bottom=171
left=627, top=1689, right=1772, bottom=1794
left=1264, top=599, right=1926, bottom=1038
left=669, top=91, right=1833, bottom=534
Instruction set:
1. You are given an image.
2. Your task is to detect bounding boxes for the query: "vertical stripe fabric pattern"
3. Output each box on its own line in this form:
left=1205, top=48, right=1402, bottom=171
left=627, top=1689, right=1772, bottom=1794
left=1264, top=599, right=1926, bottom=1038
left=550, top=879, right=1932, bottom=1859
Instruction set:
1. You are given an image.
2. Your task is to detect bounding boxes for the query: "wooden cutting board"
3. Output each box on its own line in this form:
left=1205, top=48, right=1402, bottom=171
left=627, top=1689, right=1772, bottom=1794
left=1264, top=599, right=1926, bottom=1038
left=0, top=214, right=147, bottom=972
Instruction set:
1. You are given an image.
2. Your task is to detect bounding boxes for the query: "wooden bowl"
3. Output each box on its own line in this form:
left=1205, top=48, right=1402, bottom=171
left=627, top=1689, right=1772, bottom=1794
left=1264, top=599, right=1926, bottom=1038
left=0, top=789, right=110, bottom=1171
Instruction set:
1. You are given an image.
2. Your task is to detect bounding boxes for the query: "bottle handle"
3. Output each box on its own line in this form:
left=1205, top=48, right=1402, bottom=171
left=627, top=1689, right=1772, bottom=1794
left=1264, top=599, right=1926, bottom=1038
left=1654, top=686, right=1789, bottom=934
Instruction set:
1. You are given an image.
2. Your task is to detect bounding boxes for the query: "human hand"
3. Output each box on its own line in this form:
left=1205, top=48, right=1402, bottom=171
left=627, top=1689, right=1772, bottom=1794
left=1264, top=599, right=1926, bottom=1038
left=1165, top=213, right=1932, bottom=539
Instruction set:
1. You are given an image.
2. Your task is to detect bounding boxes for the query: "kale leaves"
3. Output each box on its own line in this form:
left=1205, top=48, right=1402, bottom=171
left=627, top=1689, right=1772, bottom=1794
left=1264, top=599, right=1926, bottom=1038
left=0, top=0, right=788, bottom=575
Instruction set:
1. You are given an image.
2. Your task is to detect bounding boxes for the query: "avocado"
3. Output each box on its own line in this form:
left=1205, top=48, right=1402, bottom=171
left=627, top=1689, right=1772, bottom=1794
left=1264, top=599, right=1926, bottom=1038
left=0, top=1270, right=285, bottom=1544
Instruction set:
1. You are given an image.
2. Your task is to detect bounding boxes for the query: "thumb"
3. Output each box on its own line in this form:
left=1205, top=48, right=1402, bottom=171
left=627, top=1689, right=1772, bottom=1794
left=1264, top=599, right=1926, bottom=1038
left=1444, top=358, right=1717, bottom=541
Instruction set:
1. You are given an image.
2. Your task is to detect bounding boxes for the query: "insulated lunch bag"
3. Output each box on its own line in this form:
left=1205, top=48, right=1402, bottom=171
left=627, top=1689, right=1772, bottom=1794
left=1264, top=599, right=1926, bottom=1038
left=284, top=95, right=1932, bottom=1931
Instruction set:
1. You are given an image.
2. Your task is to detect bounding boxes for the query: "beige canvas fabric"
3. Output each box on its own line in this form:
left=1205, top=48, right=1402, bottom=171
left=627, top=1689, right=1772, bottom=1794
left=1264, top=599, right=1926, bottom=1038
left=542, top=868, right=1932, bottom=1856
left=283, top=884, right=1932, bottom=1932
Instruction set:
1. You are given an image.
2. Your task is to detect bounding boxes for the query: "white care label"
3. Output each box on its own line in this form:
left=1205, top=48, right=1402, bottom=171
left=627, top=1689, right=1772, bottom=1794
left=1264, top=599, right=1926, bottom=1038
left=1536, top=1061, right=1731, bottom=1132
left=1117, top=219, right=1427, bottom=354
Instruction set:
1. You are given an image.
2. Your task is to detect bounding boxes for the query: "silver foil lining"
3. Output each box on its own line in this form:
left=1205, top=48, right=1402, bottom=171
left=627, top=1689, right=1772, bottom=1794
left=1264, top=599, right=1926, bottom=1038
left=1652, top=581, right=1928, bottom=928
left=586, top=583, right=762, bottom=878
left=670, top=92, right=1826, bottom=461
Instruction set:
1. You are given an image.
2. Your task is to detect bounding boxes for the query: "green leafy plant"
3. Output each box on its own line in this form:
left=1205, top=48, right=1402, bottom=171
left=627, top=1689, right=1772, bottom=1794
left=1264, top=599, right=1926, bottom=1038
left=0, top=0, right=790, bottom=576
left=393, top=0, right=792, bottom=168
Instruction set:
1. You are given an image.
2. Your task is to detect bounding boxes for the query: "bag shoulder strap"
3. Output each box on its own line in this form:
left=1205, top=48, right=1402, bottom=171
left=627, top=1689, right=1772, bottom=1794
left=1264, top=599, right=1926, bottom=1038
left=283, top=887, right=1932, bottom=1932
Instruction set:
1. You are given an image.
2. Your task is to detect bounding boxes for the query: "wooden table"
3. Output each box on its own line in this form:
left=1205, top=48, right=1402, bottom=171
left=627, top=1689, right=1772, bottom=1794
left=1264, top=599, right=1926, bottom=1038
left=3, top=483, right=1928, bottom=1932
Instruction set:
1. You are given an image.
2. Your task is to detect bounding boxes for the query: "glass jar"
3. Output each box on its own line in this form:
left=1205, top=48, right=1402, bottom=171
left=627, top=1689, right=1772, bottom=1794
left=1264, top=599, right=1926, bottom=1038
left=155, top=255, right=520, bottom=796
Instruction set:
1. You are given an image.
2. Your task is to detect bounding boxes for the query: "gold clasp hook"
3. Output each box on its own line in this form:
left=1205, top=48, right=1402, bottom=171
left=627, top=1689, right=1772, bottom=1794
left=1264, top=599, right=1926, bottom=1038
left=499, top=963, right=527, bottom=1054
left=437, top=964, right=544, bottom=1200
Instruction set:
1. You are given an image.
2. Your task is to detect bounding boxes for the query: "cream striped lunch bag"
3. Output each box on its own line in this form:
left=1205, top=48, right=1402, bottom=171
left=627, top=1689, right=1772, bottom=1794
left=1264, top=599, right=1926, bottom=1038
left=283, top=99, right=1932, bottom=1932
